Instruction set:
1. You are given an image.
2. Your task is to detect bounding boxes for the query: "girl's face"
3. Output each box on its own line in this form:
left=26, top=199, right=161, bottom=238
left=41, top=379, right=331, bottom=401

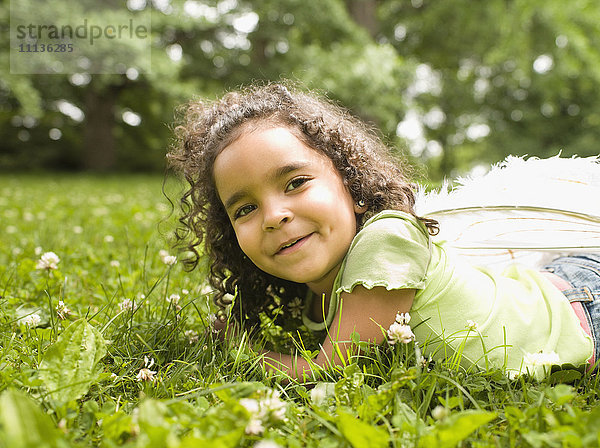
left=213, top=126, right=364, bottom=296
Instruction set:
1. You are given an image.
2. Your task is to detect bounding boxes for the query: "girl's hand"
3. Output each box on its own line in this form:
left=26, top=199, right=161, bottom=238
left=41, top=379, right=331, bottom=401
left=212, top=315, right=240, bottom=342
left=213, top=316, right=227, bottom=334
left=262, top=286, right=415, bottom=380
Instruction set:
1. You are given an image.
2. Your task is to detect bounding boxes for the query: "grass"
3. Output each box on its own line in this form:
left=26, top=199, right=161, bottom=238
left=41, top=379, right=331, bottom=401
left=1, top=173, right=600, bottom=447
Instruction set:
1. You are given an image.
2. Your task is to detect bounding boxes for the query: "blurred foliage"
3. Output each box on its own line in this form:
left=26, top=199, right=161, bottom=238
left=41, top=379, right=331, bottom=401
left=1, top=0, right=600, bottom=178
left=379, top=0, right=600, bottom=177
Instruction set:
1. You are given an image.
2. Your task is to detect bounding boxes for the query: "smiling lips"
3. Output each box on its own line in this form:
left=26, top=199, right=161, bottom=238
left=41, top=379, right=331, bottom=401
left=275, top=233, right=313, bottom=255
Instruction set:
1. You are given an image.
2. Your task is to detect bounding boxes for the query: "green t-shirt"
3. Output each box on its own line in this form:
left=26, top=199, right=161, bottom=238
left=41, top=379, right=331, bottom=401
left=302, top=210, right=593, bottom=378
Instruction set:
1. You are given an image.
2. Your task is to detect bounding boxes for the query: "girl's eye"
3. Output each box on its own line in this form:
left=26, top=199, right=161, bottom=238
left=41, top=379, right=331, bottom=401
left=286, top=176, right=310, bottom=192
left=234, top=204, right=256, bottom=220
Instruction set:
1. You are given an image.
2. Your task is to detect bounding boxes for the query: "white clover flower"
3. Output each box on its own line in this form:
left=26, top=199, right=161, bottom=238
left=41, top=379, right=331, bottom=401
left=110, top=260, right=120, bottom=268
left=23, top=313, right=41, bottom=327
left=240, top=397, right=260, bottom=414
left=144, top=355, right=155, bottom=368
left=167, top=294, right=181, bottom=305
left=201, top=284, right=213, bottom=295
left=245, top=418, right=265, bottom=435
left=36, top=251, right=60, bottom=270
left=387, top=321, right=414, bottom=345
left=136, top=368, right=157, bottom=382
left=418, top=354, right=433, bottom=371
left=73, top=225, right=83, bottom=234
left=119, top=298, right=135, bottom=311
left=208, top=313, right=217, bottom=325
left=262, top=390, right=287, bottom=421
left=159, top=250, right=177, bottom=265
left=240, top=390, right=287, bottom=436
left=288, top=297, right=303, bottom=319
left=34, top=246, right=43, bottom=256
left=56, top=300, right=71, bottom=320
left=254, top=440, right=282, bottom=448
left=466, top=320, right=479, bottom=331
left=104, top=235, right=114, bottom=243
left=137, top=356, right=157, bottom=382
left=182, top=289, right=189, bottom=295
left=310, top=385, right=327, bottom=404
left=395, top=312, right=411, bottom=325
left=524, top=351, right=560, bottom=367
left=240, top=398, right=263, bottom=435
left=432, top=405, right=449, bottom=421
left=184, top=329, right=199, bottom=344
left=163, top=255, right=177, bottom=265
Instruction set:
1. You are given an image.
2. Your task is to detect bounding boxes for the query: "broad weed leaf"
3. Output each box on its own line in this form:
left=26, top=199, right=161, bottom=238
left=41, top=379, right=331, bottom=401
left=101, top=411, right=135, bottom=442
left=39, top=318, right=107, bottom=404
left=180, top=428, right=245, bottom=448
left=337, top=410, right=389, bottom=448
left=136, top=399, right=179, bottom=447
left=418, top=410, right=496, bottom=448
left=548, top=369, right=582, bottom=385
left=545, top=384, right=576, bottom=406
left=0, top=389, right=59, bottom=448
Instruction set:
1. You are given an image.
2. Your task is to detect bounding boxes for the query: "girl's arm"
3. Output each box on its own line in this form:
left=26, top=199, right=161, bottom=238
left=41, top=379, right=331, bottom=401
left=262, top=286, right=415, bottom=381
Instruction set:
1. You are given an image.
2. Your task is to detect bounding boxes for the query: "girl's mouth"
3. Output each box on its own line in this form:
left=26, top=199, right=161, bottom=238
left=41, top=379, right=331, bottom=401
left=276, top=234, right=312, bottom=255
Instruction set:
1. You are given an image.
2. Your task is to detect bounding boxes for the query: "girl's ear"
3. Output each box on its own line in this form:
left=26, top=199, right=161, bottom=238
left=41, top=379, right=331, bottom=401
left=354, top=201, right=368, bottom=214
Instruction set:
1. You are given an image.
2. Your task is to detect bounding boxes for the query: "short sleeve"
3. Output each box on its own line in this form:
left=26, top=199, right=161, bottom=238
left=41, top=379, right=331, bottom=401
left=337, top=211, right=431, bottom=295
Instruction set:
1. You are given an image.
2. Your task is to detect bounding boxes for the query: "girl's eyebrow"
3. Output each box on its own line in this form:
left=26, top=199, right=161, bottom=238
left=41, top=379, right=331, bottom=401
left=270, top=161, right=310, bottom=183
left=223, top=161, right=310, bottom=212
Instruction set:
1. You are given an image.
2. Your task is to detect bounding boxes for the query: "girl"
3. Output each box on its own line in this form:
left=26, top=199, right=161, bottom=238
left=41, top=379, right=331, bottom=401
left=167, top=83, right=598, bottom=381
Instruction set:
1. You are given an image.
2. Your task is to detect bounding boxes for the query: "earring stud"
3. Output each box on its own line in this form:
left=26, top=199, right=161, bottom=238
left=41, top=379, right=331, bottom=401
left=357, top=200, right=365, bottom=208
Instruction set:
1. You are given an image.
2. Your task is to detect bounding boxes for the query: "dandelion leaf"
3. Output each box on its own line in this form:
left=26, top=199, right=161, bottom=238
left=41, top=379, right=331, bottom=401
left=337, top=411, right=389, bottom=448
left=0, top=389, right=59, bottom=448
left=418, top=410, right=496, bottom=448
left=39, top=318, right=107, bottom=403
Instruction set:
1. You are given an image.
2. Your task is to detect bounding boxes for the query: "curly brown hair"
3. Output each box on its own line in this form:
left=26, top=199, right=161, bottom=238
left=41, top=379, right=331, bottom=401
left=167, top=82, right=438, bottom=329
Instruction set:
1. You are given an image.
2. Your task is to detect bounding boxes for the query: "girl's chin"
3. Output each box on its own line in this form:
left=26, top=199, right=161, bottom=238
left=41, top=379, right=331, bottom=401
left=272, top=267, right=326, bottom=285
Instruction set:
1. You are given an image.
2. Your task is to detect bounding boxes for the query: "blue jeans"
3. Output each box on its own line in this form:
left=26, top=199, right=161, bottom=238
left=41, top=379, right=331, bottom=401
left=541, top=254, right=600, bottom=367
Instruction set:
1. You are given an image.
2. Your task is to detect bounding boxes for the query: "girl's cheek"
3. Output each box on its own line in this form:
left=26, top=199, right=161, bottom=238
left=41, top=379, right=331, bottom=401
left=310, top=186, right=349, bottom=210
left=234, top=227, right=255, bottom=253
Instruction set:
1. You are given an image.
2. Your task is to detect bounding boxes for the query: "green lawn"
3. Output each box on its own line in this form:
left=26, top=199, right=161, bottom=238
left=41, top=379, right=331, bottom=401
left=1, top=174, right=600, bottom=447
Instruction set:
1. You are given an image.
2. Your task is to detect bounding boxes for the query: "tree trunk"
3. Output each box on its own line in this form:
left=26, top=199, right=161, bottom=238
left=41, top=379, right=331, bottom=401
left=345, top=0, right=378, bottom=38
left=83, top=85, right=117, bottom=171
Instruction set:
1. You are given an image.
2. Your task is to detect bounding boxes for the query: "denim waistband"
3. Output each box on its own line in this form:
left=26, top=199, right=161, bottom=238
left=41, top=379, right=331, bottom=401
left=541, top=254, right=600, bottom=370
left=540, top=271, right=595, bottom=368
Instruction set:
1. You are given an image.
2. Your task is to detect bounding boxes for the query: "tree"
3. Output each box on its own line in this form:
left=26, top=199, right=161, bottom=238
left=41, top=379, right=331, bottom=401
left=377, top=0, right=600, bottom=177
left=2, top=0, right=600, bottom=177
left=1, top=0, right=412, bottom=171
left=1, top=0, right=191, bottom=171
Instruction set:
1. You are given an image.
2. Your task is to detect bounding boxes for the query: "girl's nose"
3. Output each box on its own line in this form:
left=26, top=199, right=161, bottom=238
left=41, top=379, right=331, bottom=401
left=262, top=204, right=292, bottom=231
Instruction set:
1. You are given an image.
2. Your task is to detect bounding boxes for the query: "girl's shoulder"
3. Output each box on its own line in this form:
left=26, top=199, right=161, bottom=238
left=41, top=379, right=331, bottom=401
left=337, top=210, right=431, bottom=294
left=357, top=209, right=430, bottom=247
left=362, top=209, right=419, bottom=226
